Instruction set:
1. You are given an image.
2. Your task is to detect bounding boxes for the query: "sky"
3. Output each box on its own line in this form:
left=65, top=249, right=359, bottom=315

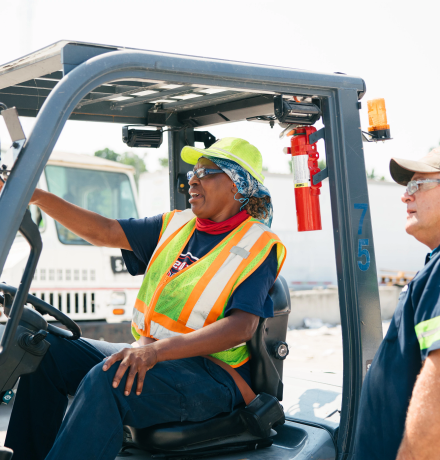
left=0, top=0, right=439, bottom=178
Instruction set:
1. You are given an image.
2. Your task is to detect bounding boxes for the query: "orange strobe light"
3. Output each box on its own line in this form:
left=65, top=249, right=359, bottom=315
left=365, top=98, right=391, bottom=142
left=367, top=98, right=389, bottom=132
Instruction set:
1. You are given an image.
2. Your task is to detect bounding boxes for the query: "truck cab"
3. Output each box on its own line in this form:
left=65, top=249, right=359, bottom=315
left=1, top=151, right=139, bottom=325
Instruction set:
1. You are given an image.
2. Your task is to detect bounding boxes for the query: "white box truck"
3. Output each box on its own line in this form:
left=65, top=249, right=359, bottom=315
left=0, top=151, right=140, bottom=326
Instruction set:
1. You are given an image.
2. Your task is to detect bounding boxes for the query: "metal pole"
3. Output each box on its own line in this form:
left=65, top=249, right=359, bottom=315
left=168, top=128, right=193, bottom=211
left=323, top=89, right=383, bottom=459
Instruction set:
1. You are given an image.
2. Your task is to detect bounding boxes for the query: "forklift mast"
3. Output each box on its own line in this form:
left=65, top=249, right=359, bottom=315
left=0, top=41, right=383, bottom=459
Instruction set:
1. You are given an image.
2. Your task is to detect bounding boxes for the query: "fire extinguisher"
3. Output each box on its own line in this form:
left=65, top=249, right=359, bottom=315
left=285, top=126, right=322, bottom=232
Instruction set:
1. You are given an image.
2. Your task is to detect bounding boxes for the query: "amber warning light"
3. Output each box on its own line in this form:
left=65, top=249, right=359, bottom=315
left=362, top=98, right=392, bottom=143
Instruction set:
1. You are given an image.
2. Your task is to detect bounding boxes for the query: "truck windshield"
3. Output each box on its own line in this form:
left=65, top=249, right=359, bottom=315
left=45, top=165, right=138, bottom=245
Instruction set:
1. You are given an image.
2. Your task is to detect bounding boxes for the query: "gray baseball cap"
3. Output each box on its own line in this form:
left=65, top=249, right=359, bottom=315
left=390, top=147, right=440, bottom=186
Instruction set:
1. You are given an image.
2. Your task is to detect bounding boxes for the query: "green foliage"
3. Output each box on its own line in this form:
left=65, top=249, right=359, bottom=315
left=366, top=168, right=375, bottom=179
left=94, top=148, right=147, bottom=187
left=94, top=148, right=119, bottom=162
left=366, top=168, right=385, bottom=181
left=158, top=157, right=169, bottom=168
left=262, top=165, right=269, bottom=172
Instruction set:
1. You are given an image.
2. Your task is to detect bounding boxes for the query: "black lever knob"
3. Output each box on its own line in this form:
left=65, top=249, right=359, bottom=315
left=273, top=341, right=289, bottom=360
left=29, top=329, right=48, bottom=345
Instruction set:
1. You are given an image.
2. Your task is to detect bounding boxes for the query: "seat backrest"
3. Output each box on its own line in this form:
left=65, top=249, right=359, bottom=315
left=246, top=275, right=291, bottom=401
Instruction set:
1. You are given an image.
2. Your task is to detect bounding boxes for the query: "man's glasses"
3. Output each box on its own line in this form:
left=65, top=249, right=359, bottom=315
left=187, top=168, right=224, bottom=181
left=406, top=179, right=440, bottom=196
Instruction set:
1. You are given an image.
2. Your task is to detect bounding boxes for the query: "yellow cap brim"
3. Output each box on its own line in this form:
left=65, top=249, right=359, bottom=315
left=181, top=145, right=265, bottom=184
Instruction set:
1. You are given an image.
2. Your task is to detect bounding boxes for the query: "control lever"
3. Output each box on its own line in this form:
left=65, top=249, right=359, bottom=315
left=19, top=329, right=49, bottom=356
left=0, top=209, right=42, bottom=366
left=27, top=329, right=48, bottom=346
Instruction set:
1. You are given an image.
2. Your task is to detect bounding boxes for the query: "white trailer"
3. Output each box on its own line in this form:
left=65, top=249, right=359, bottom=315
left=0, top=151, right=140, bottom=324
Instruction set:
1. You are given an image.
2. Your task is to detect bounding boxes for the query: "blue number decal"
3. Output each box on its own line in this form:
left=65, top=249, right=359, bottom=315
left=355, top=203, right=370, bottom=271
left=357, top=239, right=370, bottom=271
left=354, top=203, right=368, bottom=235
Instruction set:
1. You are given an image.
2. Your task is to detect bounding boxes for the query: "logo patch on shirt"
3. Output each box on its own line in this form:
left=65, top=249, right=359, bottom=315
left=167, top=252, right=199, bottom=277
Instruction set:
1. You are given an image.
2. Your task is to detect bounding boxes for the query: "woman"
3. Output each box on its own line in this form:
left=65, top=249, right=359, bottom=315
left=5, top=137, right=286, bottom=460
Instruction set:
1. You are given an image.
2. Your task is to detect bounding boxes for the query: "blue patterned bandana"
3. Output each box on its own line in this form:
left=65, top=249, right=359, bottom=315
left=203, top=156, right=273, bottom=227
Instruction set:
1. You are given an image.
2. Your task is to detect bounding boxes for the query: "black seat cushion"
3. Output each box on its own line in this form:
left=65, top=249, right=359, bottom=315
left=128, top=407, right=246, bottom=452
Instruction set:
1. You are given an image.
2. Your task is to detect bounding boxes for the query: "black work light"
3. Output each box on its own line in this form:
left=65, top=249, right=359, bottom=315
left=122, top=126, right=163, bottom=148
left=274, top=95, right=321, bottom=126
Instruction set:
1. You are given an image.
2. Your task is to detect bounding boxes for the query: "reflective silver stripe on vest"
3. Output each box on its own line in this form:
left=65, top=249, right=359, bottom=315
left=186, top=223, right=266, bottom=331
left=150, top=321, right=182, bottom=339
left=147, top=209, right=195, bottom=271
left=230, top=246, right=250, bottom=259
left=133, top=308, right=146, bottom=330
left=150, top=319, right=247, bottom=351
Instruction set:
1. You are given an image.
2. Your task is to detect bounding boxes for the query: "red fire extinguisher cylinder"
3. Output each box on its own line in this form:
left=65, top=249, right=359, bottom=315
left=288, top=126, right=322, bottom=232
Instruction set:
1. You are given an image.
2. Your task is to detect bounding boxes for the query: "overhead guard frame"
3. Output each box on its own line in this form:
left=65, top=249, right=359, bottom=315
left=0, top=41, right=381, bottom=460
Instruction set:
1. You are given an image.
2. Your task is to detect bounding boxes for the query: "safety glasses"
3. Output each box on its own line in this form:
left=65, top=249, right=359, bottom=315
left=187, top=168, right=224, bottom=181
left=406, top=179, right=440, bottom=196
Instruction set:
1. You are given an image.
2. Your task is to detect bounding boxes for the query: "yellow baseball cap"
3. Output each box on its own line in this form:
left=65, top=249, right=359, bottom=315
left=181, top=137, right=265, bottom=184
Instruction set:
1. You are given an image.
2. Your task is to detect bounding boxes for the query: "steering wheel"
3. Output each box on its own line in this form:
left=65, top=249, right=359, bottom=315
left=0, top=283, right=81, bottom=340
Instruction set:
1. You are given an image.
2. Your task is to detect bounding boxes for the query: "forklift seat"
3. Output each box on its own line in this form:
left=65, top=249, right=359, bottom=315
left=126, top=275, right=291, bottom=453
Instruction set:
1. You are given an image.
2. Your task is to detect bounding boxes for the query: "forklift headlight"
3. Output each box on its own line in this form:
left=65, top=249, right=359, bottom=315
left=274, top=95, right=321, bottom=126
left=122, top=126, right=163, bottom=148
left=110, top=291, right=126, bottom=306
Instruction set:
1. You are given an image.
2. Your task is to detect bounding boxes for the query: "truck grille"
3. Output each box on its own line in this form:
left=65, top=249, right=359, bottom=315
left=31, top=291, right=96, bottom=317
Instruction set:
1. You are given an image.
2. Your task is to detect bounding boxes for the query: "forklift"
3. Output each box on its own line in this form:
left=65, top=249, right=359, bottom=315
left=0, top=41, right=390, bottom=459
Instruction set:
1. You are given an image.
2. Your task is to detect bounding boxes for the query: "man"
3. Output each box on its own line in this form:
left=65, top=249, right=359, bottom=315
left=354, top=147, right=440, bottom=459
left=3, top=138, right=286, bottom=460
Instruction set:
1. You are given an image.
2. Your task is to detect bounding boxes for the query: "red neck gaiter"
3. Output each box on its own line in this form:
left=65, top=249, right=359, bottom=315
left=196, top=210, right=249, bottom=235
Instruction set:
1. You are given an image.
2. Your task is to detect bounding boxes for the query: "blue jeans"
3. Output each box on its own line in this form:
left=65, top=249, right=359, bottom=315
left=5, top=333, right=242, bottom=460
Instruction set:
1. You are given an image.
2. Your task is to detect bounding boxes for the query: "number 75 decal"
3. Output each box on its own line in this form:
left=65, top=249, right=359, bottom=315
left=354, top=204, right=370, bottom=271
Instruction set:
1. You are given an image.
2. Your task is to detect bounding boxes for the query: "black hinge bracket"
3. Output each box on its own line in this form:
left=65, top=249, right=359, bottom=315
left=313, top=167, right=328, bottom=185
left=308, top=127, right=325, bottom=145
left=194, top=131, right=216, bottom=149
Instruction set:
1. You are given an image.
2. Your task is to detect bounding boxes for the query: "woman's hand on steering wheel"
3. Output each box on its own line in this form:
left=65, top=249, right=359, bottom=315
left=102, top=345, right=158, bottom=396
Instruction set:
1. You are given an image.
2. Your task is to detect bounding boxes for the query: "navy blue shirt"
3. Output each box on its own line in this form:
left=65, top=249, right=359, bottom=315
left=354, top=247, right=440, bottom=459
left=118, top=214, right=278, bottom=389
